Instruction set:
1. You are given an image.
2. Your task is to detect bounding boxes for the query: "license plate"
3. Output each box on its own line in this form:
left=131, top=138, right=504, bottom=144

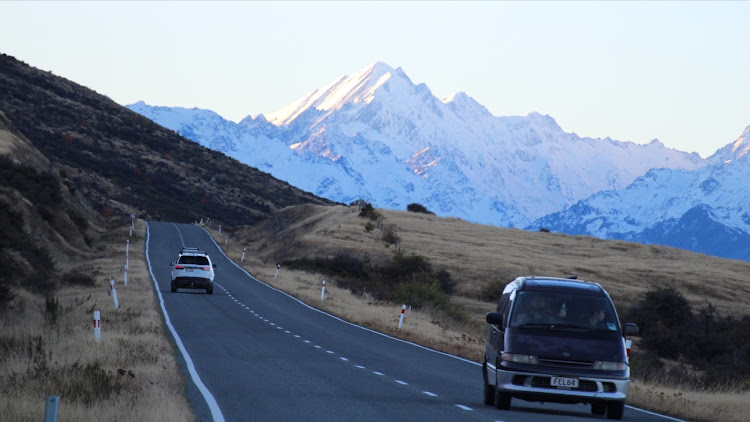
left=186, top=268, right=194, bottom=272
left=550, top=377, right=579, bottom=388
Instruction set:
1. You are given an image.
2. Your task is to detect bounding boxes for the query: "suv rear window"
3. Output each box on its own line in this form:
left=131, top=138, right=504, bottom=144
left=178, top=256, right=209, bottom=265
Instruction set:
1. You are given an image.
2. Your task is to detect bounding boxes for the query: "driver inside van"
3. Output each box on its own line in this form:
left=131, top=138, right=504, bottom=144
left=513, top=294, right=566, bottom=325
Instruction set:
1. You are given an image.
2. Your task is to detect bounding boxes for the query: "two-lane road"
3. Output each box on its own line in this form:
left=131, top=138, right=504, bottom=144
left=145, top=221, right=681, bottom=422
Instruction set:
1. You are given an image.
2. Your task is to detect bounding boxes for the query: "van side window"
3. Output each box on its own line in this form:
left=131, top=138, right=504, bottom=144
left=496, top=292, right=511, bottom=328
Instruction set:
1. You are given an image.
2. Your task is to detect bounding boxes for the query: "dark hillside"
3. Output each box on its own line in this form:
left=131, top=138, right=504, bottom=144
left=0, top=53, right=335, bottom=225
left=0, top=111, right=102, bottom=300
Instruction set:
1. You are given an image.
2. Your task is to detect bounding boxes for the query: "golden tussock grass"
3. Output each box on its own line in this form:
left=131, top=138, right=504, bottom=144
left=0, top=220, right=196, bottom=422
left=211, top=203, right=750, bottom=422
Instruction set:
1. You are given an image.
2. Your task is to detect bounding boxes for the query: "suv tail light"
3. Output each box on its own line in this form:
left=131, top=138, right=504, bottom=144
left=175, top=265, right=184, bottom=269
left=202, top=266, right=210, bottom=271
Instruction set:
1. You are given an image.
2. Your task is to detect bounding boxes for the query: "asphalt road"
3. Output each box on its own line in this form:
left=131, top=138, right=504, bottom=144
left=145, top=221, right=682, bottom=422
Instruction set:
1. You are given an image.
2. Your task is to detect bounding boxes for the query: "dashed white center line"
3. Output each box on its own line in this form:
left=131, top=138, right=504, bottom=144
left=218, top=283, right=463, bottom=415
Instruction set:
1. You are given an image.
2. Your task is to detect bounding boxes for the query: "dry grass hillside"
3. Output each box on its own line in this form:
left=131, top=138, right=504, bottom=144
left=230, top=203, right=750, bottom=321
left=214, top=203, right=750, bottom=422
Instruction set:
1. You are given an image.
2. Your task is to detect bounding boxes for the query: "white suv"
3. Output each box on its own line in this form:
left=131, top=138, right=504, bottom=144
left=170, top=247, right=216, bottom=294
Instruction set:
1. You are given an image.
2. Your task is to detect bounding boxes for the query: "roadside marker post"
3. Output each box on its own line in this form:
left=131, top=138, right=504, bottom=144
left=625, top=339, right=632, bottom=362
left=123, top=267, right=128, bottom=286
left=218, top=225, right=222, bottom=234
left=110, top=279, right=119, bottom=310
left=126, top=239, right=129, bottom=257
left=321, top=280, right=326, bottom=300
left=398, top=304, right=406, bottom=329
left=274, top=264, right=280, bottom=278
left=241, top=248, right=246, bottom=262
left=225, top=236, right=228, bottom=246
left=93, top=310, right=101, bottom=342
left=43, top=396, right=60, bottom=422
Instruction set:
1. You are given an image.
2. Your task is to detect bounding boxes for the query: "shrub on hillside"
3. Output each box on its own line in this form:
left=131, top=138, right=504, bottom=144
left=625, top=287, right=750, bottom=391
left=358, top=201, right=381, bottom=221
left=282, top=249, right=455, bottom=312
left=406, top=203, right=434, bottom=215
left=59, top=270, right=97, bottom=287
left=381, top=224, right=401, bottom=246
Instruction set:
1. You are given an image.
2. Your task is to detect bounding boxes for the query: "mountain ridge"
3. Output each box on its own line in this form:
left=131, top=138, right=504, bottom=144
left=126, top=60, right=748, bottom=260
left=128, top=62, right=704, bottom=227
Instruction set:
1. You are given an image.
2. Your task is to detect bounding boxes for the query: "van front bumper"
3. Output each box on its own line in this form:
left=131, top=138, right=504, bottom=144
left=496, top=368, right=629, bottom=404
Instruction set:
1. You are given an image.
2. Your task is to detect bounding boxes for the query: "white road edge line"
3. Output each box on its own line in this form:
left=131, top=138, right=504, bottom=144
left=423, top=391, right=438, bottom=397
left=152, top=223, right=225, bottom=422
left=203, top=225, right=479, bottom=366
left=202, top=225, right=684, bottom=422
left=455, top=404, right=473, bottom=411
left=625, top=405, right=685, bottom=422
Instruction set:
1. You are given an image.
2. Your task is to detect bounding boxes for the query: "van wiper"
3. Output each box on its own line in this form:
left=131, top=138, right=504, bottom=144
left=516, top=323, right=594, bottom=331
left=548, top=323, right=594, bottom=331
left=515, top=323, right=555, bottom=329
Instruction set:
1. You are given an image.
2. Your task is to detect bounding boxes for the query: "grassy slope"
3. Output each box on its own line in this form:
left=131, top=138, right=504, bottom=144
left=0, top=221, right=197, bottom=422
left=213, top=203, right=750, bottom=422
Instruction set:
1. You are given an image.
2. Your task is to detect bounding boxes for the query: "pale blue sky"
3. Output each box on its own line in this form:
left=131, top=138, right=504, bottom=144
left=1, top=1, right=748, bottom=158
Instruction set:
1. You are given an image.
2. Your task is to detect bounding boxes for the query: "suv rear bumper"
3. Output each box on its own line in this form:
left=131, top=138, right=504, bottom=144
left=495, top=367, right=629, bottom=404
left=172, top=277, right=213, bottom=289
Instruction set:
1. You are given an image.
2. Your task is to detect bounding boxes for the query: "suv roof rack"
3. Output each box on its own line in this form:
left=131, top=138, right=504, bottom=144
left=180, top=247, right=207, bottom=255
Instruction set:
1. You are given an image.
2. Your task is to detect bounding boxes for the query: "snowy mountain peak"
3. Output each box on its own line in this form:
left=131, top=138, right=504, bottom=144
left=525, top=112, right=563, bottom=132
left=707, top=124, right=750, bottom=164
left=442, top=92, right=492, bottom=118
left=264, top=61, right=411, bottom=126
left=731, top=125, right=750, bottom=158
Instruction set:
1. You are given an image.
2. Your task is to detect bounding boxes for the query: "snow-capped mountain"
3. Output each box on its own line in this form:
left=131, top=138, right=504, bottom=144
left=127, top=61, right=703, bottom=229
left=530, top=126, right=750, bottom=260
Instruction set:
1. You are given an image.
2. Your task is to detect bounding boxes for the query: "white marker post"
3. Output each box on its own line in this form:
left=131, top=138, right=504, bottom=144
left=123, top=266, right=128, bottom=286
left=110, top=279, right=119, bottom=310
left=225, top=236, right=228, bottom=246
left=93, top=310, right=101, bottom=342
left=625, top=339, right=632, bottom=363
left=218, top=225, right=222, bottom=234
left=321, top=280, right=326, bottom=300
left=274, top=264, right=279, bottom=278
left=200, top=217, right=204, bottom=225
left=398, top=304, right=406, bottom=329
left=241, top=248, right=246, bottom=262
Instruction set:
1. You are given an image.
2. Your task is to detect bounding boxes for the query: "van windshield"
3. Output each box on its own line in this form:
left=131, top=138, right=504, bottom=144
left=510, top=291, right=619, bottom=331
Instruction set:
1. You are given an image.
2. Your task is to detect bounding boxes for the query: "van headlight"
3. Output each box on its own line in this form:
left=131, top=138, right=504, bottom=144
left=593, top=361, right=628, bottom=371
left=502, top=353, right=539, bottom=365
